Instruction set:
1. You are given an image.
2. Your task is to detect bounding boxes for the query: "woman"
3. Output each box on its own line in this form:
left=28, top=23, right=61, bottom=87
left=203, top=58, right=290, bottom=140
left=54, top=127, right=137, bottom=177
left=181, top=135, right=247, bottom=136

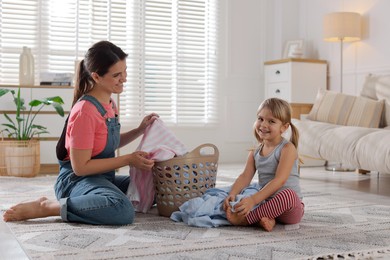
left=3, top=41, right=158, bottom=225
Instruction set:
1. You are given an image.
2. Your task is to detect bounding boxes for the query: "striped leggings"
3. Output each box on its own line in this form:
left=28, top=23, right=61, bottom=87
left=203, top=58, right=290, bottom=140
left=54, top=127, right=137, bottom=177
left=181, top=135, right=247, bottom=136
left=246, top=188, right=304, bottom=225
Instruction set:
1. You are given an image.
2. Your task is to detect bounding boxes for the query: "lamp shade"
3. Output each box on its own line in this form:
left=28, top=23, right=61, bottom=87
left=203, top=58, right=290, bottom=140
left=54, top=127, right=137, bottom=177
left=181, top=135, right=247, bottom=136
left=323, top=12, right=361, bottom=42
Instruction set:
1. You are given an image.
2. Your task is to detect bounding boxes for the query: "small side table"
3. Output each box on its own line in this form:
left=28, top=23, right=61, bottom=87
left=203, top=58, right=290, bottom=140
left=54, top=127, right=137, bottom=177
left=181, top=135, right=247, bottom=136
left=290, top=103, right=313, bottom=119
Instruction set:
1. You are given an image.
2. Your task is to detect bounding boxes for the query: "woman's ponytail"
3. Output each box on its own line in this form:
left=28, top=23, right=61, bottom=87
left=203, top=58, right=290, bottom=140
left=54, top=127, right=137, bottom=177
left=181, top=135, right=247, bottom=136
left=72, top=59, right=93, bottom=107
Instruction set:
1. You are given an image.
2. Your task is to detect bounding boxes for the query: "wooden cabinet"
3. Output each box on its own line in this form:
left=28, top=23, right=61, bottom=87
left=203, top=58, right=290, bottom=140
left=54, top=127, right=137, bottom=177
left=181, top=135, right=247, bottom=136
left=264, top=58, right=327, bottom=103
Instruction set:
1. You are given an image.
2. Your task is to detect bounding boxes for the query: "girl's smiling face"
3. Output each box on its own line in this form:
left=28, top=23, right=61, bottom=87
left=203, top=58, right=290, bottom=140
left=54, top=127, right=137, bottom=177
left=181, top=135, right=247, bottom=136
left=255, top=107, right=289, bottom=142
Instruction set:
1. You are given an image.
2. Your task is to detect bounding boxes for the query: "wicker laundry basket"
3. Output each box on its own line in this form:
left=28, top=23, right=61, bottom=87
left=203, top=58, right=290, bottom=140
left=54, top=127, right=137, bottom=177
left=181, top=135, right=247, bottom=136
left=152, top=143, right=219, bottom=217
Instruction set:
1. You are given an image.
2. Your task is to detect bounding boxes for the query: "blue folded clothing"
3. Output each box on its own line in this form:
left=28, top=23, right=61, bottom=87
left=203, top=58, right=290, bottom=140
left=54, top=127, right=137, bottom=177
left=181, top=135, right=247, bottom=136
left=170, top=183, right=261, bottom=228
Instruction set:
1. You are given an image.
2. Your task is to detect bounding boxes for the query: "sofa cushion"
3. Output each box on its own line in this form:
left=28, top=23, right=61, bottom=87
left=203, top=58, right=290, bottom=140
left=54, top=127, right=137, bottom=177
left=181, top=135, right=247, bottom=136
left=355, top=129, right=390, bottom=173
left=292, top=118, right=340, bottom=160
left=293, top=118, right=390, bottom=173
left=318, top=126, right=378, bottom=168
left=307, top=89, right=355, bottom=125
left=346, top=96, right=384, bottom=128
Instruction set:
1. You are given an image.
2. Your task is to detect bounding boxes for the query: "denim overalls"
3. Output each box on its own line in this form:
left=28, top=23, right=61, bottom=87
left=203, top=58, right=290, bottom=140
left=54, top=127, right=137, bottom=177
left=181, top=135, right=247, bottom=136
left=54, top=95, right=134, bottom=225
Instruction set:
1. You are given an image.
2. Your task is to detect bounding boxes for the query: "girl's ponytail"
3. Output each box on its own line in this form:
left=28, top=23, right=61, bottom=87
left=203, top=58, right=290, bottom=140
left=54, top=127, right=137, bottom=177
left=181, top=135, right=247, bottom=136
left=289, top=121, right=299, bottom=149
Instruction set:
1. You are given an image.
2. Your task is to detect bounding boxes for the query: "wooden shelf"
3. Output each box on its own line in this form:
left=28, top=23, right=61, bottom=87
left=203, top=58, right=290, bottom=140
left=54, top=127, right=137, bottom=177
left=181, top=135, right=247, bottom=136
left=0, top=84, right=73, bottom=167
left=39, top=164, right=60, bottom=175
left=0, top=84, right=74, bottom=89
left=0, top=84, right=72, bottom=114
left=1, top=137, right=60, bottom=141
left=264, top=58, right=327, bottom=65
left=0, top=110, right=70, bottom=115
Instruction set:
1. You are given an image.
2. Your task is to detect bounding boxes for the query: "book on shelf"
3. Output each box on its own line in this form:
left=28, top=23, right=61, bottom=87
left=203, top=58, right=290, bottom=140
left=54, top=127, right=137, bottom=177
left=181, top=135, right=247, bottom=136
left=40, top=72, right=73, bottom=81
left=40, top=81, right=72, bottom=86
left=39, top=72, right=74, bottom=86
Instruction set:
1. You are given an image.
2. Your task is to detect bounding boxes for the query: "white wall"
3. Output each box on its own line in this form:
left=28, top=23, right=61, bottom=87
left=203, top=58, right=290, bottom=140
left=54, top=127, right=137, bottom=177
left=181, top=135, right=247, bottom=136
left=192, top=0, right=390, bottom=163
left=15, top=0, right=390, bottom=165
left=297, top=0, right=390, bottom=94
left=262, top=0, right=390, bottom=94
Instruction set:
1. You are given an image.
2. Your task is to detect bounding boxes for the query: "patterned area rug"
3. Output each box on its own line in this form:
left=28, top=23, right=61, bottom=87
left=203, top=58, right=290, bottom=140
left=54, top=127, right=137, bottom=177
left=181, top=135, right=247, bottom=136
left=1, top=173, right=390, bottom=260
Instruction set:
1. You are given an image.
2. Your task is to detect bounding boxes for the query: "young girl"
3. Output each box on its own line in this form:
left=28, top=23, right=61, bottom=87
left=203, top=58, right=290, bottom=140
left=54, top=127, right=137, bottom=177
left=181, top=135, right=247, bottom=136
left=3, top=41, right=158, bottom=225
left=223, top=97, right=304, bottom=231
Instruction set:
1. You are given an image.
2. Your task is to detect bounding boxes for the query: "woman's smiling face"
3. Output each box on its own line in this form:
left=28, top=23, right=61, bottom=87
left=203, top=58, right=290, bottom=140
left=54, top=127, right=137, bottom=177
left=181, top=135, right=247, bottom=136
left=95, top=59, right=127, bottom=95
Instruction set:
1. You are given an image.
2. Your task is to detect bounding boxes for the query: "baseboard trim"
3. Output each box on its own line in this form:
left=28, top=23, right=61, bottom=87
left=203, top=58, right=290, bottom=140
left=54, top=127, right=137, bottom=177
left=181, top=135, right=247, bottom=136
left=39, top=164, right=59, bottom=175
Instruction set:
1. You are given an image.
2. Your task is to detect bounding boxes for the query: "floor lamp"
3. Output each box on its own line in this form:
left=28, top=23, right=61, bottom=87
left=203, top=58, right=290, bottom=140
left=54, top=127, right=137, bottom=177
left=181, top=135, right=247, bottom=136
left=323, top=12, right=361, bottom=172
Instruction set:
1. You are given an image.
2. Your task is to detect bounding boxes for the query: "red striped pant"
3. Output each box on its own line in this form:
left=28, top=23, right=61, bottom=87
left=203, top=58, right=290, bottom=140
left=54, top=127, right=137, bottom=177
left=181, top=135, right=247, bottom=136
left=246, top=188, right=304, bottom=225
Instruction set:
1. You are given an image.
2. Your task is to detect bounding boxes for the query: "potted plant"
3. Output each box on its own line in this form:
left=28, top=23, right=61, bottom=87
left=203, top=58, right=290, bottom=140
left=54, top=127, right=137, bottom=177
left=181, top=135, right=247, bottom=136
left=0, top=87, right=65, bottom=177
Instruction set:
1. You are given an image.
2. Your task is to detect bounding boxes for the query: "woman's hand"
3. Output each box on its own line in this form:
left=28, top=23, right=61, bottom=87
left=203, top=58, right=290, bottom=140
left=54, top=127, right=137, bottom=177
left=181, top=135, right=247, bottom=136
left=138, top=113, right=159, bottom=133
left=119, top=113, right=159, bottom=148
left=129, top=151, right=155, bottom=170
left=232, top=196, right=256, bottom=216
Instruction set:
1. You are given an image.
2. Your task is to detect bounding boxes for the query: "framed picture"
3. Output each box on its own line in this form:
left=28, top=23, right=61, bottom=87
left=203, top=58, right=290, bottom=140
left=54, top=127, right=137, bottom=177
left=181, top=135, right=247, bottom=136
left=283, top=40, right=304, bottom=58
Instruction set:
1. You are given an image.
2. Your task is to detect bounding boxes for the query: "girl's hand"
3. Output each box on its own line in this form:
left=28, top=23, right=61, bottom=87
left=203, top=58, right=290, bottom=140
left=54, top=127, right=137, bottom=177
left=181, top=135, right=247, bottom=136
left=129, top=151, right=155, bottom=170
left=223, top=194, right=236, bottom=211
left=233, top=196, right=256, bottom=216
left=138, top=113, right=159, bottom=133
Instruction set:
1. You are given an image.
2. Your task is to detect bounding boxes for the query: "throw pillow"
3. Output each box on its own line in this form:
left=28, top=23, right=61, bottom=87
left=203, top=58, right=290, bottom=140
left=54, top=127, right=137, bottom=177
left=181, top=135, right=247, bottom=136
left=307, top=89, right=356, bottom=125
left=375, top=75, right=390, bottom=127
left=360, top=74, right=378, bottom=99
left=346, top=96, right=384, bottom=128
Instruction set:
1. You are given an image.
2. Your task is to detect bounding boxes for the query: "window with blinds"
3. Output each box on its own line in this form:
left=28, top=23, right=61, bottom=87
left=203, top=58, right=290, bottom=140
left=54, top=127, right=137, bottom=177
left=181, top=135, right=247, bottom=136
left=0, top=0, right=219, bottom=127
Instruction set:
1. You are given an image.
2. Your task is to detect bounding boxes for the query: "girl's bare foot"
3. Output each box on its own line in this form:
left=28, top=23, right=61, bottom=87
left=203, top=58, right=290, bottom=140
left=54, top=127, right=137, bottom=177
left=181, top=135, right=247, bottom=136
left=259, top=217, right=276, bottom=231
left=3, top=197, right=61, bottom=222
left=226, top=207, right=249, bottom=226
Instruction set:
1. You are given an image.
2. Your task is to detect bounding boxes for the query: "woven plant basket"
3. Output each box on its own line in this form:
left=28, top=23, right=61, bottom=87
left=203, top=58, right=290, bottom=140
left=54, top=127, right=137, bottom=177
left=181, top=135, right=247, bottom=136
left=152, top=143, right=219, bottom=217
left=0, top=139, right=40, bottom=177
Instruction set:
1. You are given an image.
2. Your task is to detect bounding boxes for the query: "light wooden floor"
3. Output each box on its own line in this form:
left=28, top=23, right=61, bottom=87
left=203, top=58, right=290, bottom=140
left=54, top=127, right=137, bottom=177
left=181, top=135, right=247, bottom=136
left=1, top=165, right=390, bottom=259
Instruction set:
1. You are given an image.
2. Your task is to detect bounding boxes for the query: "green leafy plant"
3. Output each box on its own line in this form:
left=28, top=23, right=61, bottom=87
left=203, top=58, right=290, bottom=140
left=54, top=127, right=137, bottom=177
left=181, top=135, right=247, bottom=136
left=0, top=88, right=64, bottom=140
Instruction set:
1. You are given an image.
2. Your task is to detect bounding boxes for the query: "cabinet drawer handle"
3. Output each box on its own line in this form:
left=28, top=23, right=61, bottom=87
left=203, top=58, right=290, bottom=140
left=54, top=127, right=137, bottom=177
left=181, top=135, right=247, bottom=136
left=275, top=70, right=280, bottom=75
left=275, top=89, right=281, bottom=94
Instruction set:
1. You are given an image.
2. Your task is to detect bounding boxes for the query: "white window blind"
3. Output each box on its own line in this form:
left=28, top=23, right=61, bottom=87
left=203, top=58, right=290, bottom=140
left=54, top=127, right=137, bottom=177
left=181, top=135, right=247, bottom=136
left=0, top=0, right=219, bottom=127
left=0, top=0, right=128, bottom=79
left=121, top=0, right=219, bottom=126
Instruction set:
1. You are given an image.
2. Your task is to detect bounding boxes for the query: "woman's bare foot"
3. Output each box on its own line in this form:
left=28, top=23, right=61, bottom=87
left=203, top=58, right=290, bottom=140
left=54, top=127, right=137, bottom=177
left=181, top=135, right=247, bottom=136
left=226, top=207, right=249, bottom=226
left=3, top=197, right=60, bottom=222
left=259, top=217, right=276, bottom=231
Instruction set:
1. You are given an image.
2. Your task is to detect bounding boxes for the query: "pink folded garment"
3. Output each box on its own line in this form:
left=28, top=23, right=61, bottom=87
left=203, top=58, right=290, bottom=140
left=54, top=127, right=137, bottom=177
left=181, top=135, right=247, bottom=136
left=126, top=118, right=188, bottom=213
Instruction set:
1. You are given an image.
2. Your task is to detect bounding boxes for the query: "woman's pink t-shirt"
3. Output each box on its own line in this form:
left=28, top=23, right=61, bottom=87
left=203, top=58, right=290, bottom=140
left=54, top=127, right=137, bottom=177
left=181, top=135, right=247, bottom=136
left=65, top=99, right=117, bottom=158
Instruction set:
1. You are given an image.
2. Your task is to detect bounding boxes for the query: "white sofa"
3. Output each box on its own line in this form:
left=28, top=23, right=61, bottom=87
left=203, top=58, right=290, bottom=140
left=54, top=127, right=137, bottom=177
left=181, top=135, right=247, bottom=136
left=292, top=74, right=390, bottom=174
